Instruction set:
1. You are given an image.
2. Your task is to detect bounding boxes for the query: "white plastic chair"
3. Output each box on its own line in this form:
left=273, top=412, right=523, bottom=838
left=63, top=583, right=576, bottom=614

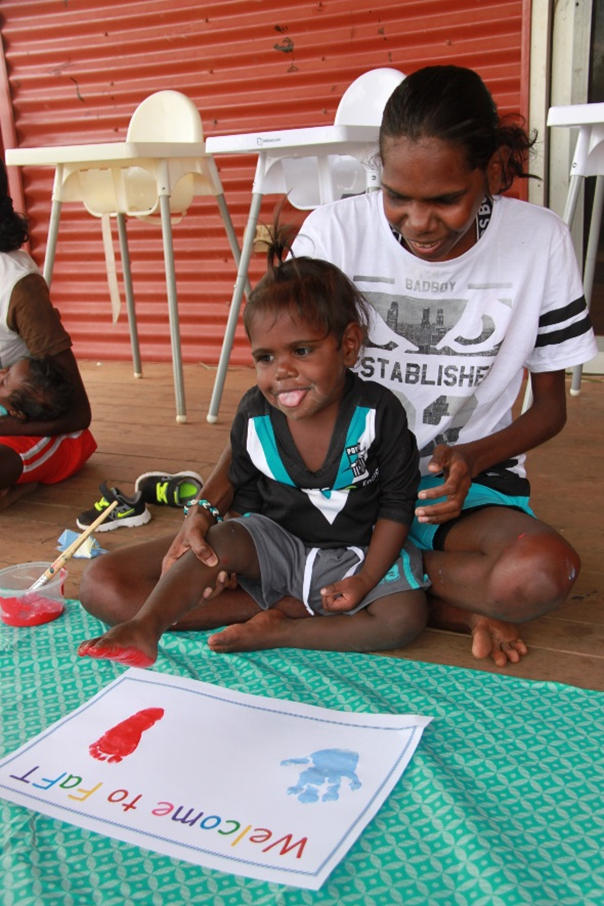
left=548, top=103, right=604, bottom=396
left=205, top=68, right=405, bottom=422
left=262, top=68, right=405, bottom=210
left=330, top=66, right=406, bottom=192
left=73, top=95, right=198, bottom=220
left=522, top=101, right=604, bottom=410
left=55, top=90, right=244, bottom=421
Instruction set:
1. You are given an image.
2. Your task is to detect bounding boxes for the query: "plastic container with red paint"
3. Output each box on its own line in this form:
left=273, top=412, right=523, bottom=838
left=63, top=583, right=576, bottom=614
left=0, top=561, right=66, bottom=627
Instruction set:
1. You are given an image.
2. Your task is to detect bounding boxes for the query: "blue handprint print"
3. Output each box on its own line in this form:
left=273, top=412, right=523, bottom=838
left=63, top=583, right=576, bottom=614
left=281, top=748, right=362, bottom=803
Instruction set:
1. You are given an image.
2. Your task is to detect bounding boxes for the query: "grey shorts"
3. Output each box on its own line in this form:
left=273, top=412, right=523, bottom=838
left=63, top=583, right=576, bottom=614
left=234, top=513, right=429, bottom=616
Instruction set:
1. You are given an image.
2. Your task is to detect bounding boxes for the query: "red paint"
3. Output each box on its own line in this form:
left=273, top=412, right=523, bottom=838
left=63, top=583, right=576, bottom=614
left=0, top=593, right=64, bottom=627
left=89, top=708, right=164, bottom=763
left=77, top=640, right=154, bottom=668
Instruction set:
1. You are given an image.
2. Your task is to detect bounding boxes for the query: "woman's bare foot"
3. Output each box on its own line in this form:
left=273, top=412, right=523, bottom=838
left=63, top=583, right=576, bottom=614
left=429, top=600, right=528, bottom=667
left=208, top=610, right=294, bottom=652
left=78, top=621, right=158, bottom=668
left=469, top=615, right=528, bottom=667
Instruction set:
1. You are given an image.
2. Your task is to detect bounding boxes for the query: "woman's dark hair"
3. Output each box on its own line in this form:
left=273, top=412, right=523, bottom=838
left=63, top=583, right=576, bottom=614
left=380, top=65, right=536, bottom=191
left=0, top=159, right=29, bottom=252
left=243, top=222, right=371, bottom=345
left=8, top=357, right=74, bottom=421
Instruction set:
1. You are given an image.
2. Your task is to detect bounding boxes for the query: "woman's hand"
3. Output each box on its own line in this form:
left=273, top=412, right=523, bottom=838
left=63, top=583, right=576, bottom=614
left=415, top=444, right=473, bottom=524
left=415, top=372, right=568, bottom=526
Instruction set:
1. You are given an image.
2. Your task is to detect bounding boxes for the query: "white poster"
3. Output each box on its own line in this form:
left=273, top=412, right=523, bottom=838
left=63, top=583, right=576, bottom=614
left=0, top=668, right=431, bottom=890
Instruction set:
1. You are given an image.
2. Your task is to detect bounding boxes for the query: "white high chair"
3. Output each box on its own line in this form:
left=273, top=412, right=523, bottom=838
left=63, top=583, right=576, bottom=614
left=74, top=91, right=206, bottom=221
left=6, top=90, right=244, bottom=422
left=522, top=102, right=604, bottom=410
left=285, top=67, right=405, bottom=209
left=205, top=67, right=405, bottom=423
left=548, top=103, right=604, bottom=395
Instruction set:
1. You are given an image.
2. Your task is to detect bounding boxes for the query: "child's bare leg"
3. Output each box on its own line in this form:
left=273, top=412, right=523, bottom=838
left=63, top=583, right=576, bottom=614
left=79, top=534, right=264, bottom=628
left=208, top=590, right=427, bottom=653
left=0, top=444, right=24, bottom=492
left=423, top=507, right=580, bottom=666
left=78, top=522, right=260, bottom=666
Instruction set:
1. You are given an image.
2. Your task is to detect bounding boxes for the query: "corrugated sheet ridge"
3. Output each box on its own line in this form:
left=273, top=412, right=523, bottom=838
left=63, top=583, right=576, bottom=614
left=1, top=0, right=527, bottom=367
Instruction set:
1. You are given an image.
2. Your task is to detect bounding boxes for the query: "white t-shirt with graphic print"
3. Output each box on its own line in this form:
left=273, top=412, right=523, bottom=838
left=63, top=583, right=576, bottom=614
left=292, top=192, right=597, bottom=478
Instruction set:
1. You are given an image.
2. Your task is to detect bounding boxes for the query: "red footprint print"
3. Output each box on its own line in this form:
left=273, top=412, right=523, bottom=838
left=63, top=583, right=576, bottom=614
left=89, top=708, right=164, bottom=763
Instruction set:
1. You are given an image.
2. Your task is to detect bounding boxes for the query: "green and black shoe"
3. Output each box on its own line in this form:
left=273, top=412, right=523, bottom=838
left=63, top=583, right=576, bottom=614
left=134, top=471, right=203, bottom=507
left=76, top=482, right=151, bottom=531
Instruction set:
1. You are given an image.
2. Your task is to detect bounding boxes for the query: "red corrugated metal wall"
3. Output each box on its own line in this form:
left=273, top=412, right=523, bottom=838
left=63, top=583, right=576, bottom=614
left=0, top=0, right=529, bottom=366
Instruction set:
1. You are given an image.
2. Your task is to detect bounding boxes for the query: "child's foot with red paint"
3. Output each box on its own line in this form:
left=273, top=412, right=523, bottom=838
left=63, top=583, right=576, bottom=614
left=78, top=620, right=158, bottom=668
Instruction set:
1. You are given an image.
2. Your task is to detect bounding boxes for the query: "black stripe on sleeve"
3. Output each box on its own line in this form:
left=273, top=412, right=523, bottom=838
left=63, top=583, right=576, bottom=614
left=535, top=313, right=593, bottom=348
left=538, top=296, right=587, bottom=327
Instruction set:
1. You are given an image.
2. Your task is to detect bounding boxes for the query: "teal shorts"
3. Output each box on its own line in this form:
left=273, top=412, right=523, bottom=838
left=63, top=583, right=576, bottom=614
left=408, top=474, right=535, bottom=552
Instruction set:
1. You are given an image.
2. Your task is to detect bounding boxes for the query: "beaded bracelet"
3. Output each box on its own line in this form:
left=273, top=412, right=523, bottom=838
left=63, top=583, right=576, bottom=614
left=183, top=498, right=223, bottom=522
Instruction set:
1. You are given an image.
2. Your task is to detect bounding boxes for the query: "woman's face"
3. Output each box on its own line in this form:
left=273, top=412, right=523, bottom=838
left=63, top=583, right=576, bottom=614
left=381, top=135, right=497, bottom=262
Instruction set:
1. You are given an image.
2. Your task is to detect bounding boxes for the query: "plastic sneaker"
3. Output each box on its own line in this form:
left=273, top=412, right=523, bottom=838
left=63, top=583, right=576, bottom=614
left=76, top=482, right=151, bottom=531
left=134, top=470, right=203, bottom=507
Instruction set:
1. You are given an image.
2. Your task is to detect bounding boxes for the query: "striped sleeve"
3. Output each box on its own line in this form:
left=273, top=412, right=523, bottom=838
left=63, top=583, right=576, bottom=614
left=534, top=296, right=593, bottom=349
left=526, top=219, right=597, bottom=372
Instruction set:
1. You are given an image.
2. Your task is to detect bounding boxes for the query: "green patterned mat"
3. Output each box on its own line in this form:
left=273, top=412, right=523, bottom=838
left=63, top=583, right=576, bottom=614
left=1, top=599, right=602, bottom=906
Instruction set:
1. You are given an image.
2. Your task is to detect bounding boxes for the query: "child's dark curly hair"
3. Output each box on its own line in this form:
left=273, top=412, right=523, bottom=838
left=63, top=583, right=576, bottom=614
left=0, top=160, right=29, bottom=252
left=8, top=357, right=74, bottom=421
left=243, top=221, right=371, bottom=347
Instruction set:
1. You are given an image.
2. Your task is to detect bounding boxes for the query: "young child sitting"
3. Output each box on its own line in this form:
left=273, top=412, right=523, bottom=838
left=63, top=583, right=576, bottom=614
left=78, top=233, right=429, bottom=668
left=0, top=159, right=96, bottom=498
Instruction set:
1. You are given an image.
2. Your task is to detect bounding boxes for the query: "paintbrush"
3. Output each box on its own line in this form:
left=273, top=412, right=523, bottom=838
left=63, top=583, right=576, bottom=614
left=28, top=500, right=119, bottom=591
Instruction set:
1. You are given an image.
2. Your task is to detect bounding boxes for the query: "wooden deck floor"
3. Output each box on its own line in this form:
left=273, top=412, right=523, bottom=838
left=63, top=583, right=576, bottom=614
left=2, top=360, right=602, bottom=691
